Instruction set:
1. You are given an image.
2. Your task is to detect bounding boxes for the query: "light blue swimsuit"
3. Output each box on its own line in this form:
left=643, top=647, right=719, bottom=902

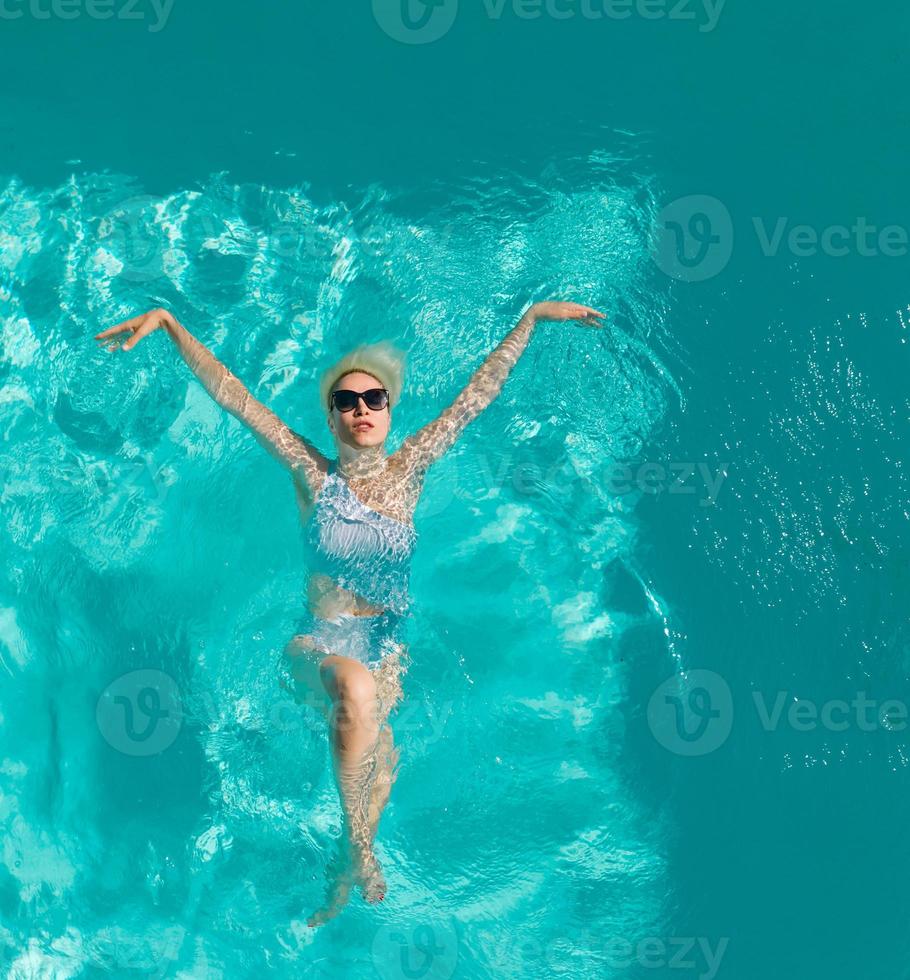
left=298, top=460, right=417, bottom=670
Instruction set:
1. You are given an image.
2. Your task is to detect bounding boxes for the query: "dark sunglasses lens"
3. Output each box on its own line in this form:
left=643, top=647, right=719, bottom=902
left=363, top=389, right=388, bottom=410
left=333, top=388, right=388, bottom=412
left=333, top=390, right=358, bottom=411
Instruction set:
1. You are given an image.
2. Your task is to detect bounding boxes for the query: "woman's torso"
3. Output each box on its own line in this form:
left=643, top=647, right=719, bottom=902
left=296, top=459, right=419, bottom=620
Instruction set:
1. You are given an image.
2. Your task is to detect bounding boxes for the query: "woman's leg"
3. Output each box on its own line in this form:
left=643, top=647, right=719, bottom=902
left=279, top=634, right=332, bottom=722
left=317, top=655, right=388, bottom=903
left=304, top=653, right=384, bottom=927
left=365, top=648, right=406, bottom=840
left=285, top=634, right=407, bottom=925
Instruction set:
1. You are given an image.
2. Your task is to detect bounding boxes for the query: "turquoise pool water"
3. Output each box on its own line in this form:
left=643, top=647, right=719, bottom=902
left=2, top=3, right=909, bottom=978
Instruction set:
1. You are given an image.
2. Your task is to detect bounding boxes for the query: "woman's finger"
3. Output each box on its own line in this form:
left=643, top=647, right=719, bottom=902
left=121, top=317, right=157, bottom=350
left=97, top=335, right=129, bottom=351
left=94, top=314, right=146, bottom=341
left=97, top=331, right=129, bottom=351
left=575, top=314, right=605, bottom=328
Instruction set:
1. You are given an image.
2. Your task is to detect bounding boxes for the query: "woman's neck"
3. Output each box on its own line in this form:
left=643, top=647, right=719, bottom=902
left=335, top=441, right=389, bottom=480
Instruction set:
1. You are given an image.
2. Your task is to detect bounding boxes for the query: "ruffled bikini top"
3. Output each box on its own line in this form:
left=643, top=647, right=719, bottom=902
left=303, top=460, right=417, bottom=616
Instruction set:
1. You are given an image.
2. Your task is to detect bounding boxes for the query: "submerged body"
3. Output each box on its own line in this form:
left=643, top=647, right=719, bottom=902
left=94, top=300, right=605, bottom=924
left=279, top=459, right=420, bottom=920
left=297, top=458, right=417, bottom=672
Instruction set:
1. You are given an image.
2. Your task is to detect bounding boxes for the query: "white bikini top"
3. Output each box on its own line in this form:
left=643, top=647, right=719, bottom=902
left=303, top=461, right=417, bottom=616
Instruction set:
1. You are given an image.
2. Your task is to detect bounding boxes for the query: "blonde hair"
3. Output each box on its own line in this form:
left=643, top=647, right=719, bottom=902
left=319, top=341, right=407, bottom=414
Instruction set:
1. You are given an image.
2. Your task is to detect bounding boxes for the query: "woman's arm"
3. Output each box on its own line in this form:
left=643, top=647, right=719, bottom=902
left=95, top=308, right=328, bottom=490
left=395, top=301, right=604, bottom=472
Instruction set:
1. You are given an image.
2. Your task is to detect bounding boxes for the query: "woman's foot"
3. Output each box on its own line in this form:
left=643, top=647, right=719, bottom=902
left=306, top=839, right=385, bottom=925
left=352, top=845, right=386, bottom=904
left=307, top=841, right=356, bottom=927
left=307, top=868, right=355, bottom=927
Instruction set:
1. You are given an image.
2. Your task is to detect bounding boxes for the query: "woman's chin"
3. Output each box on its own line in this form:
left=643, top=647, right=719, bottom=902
left=351, top=429, right=382, bottom=446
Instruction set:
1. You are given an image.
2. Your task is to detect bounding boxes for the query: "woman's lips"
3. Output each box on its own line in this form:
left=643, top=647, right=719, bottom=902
left=353, top=421, right=373, bottom=431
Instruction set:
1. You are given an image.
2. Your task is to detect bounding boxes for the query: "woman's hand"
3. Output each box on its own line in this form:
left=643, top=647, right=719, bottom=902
left=95, top=305, right=330, bottom=484
left=526, top=301, right=606, bottom=328
left=94, top=308, right=176, bottom=352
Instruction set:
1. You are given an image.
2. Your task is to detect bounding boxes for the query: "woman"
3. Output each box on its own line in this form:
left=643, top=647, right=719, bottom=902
left=94, top=300, right=605, bottom=924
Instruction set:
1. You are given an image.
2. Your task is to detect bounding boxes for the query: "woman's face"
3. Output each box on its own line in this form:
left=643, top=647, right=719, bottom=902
left=327, top=371, right=391, bottom=448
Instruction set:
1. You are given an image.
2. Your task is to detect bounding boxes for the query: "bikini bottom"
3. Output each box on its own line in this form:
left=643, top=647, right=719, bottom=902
left=291, top=608, right=407, bottom=674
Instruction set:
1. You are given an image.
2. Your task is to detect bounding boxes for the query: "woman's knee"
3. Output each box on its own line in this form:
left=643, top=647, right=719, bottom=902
left=280, top=636, right=319, bottom=685
left=278, top=634, right=337, bottom=715
left=339, top=674, right=379, bottom=717
left=321, top=659, right=379, bottom=711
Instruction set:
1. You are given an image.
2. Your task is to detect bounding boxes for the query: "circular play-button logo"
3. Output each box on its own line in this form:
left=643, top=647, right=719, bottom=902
left=372, top=919, right=460, bottom=978
left=96, top=668, right=183, bottom=756
left=98, top=194, right=166, bottom=283
left=651, top=194, right=734, bottom=282
left=647, top=669, right=733, bottom=756
left=372, top=0, right=458, bottom=45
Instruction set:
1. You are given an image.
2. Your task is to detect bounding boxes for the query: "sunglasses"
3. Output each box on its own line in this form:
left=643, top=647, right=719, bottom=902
left=330, top=387, right=390, bottom=413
